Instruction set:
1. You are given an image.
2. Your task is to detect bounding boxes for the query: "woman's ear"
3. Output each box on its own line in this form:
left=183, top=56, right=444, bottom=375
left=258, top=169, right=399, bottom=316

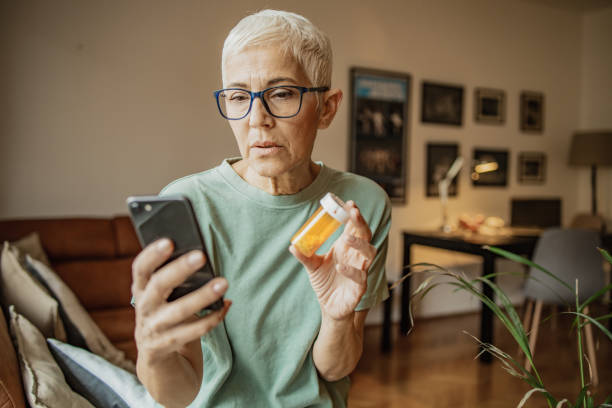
left=317, top=89, right=343, bottom=129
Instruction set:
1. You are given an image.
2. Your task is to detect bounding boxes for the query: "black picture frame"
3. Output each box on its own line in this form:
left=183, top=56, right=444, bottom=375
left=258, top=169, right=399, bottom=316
left=421, top=81, right=463, bottom=126
left=471, top=148, right=509, bottom=187
left=520, top=91, right=544, bottom=133
left=518, top=152, right=546, bottom=184
left=475, top=88, right=505, bottom=124
left=426, top=143, right=460, bottom=197
left=349, top=67, right=411, bottom=203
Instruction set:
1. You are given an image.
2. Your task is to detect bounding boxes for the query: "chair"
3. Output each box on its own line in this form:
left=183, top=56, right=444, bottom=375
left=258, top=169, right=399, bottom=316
left=570, top=212, right=606, bottom=234
left=570, top=213, right=610, bottom=316
left=521, top=228, right=603, bottom=385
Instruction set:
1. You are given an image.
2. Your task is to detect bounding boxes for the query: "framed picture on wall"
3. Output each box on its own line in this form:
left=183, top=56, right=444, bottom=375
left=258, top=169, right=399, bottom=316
left=421, top=81, right=463, bottom=126
left=520, top=91, right=545, bottom=133
left=471, top=148, right=509, bottom=187
left=426, top=143, right=460, bottom=197
left=474, top=88, right=505, bottom=124
left=518, top=152, right=546, bottom=183
left=350, top=67, right=411, bottom=203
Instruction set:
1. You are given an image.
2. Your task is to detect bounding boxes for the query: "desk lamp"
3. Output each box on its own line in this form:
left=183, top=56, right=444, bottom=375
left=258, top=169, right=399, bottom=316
left=439, top=156, right=464, bottom=233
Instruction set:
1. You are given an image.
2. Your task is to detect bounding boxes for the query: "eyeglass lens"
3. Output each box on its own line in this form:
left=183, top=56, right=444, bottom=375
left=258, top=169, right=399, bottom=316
left=218, top=87, right=302, bottom=119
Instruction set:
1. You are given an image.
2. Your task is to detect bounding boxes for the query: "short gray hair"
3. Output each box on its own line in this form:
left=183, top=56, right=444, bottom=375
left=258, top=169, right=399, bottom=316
left=222, top=10, right=332, bottom=88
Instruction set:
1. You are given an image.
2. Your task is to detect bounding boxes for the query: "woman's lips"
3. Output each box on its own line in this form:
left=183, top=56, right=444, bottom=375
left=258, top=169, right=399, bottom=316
left=251, top=142, right=284, bottom=156
left=251, top=146, right=284, bottom=155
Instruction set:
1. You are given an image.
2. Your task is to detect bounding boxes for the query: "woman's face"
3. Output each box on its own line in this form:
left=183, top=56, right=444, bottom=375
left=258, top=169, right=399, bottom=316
left=221, top=46, right=326, bottom=180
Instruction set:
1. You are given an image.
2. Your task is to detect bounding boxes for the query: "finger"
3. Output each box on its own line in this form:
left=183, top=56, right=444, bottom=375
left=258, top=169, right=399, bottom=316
left=138, top=250, right=206, bottom=313
left=343, top=202, right=372, bottom=241
left=336, top=263, right=367, bottom=285
left=148, top=300, right=231, bottom=355
left=131, top=238, right=173, bottom=297
left=152, top=277, right=228, bottom=331
left=343, top=235, right=377, bottom=267
left=289, top=244, right=323, bottom=273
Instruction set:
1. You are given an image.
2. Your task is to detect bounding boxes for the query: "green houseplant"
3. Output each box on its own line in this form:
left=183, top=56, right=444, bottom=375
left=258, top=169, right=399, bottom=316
left=397, top=246, right=612, bottom=408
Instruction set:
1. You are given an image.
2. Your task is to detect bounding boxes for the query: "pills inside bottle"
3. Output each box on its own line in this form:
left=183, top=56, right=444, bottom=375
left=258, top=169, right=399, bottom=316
left=291, top=192, right=349, bottom=257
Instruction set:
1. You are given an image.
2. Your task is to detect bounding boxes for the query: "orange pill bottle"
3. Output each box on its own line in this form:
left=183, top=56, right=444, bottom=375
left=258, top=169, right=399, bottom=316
left=291, top=193, right=349, bottom=257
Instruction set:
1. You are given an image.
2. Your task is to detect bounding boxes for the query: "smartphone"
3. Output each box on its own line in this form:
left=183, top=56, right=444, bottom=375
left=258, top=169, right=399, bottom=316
left=126, top=194, right=223, bottom=310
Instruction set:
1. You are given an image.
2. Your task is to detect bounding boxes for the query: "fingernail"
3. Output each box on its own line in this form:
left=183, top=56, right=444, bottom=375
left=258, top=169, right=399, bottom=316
left=157, top=239, right=171, bottom=252
left=213, top=279, right=227, bottom=293
left=187, top=251, right=203, bottom=266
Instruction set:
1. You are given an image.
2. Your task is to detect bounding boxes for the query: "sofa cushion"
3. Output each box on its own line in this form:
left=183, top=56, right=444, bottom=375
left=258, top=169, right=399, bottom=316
left=112, top=217, right=141, bottom=257
left=8, top=307, right=94, bottom=408
left=26, top=257, right=135, bottom=373
left=0, top=242, right=66, bottom=340
left=53, top=258, right=134, bottom=310
left=88, top=307, right=136, bottom=345
left=0, top=306, right=26, bottom=408
left=48, top=339, right=156, bottom=408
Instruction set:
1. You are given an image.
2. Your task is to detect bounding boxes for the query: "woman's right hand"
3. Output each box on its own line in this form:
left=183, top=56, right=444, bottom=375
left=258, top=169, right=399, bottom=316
left=131, top=238, right=231, bottom=368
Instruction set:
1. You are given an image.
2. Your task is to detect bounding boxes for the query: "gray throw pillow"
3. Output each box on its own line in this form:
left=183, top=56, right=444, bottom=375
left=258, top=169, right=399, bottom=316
left=47, top=339, right=158, bottom=408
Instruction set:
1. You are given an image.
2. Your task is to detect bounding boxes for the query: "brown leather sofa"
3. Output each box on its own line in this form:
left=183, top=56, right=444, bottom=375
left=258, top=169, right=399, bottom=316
left=0, top=216, right=141, bottom=406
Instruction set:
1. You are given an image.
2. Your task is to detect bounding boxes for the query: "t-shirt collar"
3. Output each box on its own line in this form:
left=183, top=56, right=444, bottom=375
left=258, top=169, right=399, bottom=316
left=216, top=158, right=330, bottom=209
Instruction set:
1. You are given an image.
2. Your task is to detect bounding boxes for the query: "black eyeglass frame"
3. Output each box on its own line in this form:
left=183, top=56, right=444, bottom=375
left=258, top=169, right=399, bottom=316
left=213, top=85, right=330, bottom=120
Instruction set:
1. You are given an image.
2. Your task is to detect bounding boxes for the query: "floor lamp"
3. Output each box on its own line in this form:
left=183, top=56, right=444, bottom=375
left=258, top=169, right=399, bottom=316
left=569, top=131, right=612, bottom=215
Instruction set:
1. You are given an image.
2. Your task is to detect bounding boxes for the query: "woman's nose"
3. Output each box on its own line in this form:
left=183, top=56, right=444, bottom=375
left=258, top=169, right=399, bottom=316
left=249, top=97, right=272, bottom=127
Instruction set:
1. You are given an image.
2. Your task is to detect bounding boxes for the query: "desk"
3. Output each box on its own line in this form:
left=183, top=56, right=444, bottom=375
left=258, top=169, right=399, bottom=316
left=382, top=230, right=539, bottom=363
left=382, top=230, right=612, bottom=362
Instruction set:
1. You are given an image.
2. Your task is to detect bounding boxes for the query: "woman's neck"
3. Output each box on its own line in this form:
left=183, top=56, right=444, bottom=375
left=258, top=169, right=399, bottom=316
left=232, top=159, right=320, bottom=195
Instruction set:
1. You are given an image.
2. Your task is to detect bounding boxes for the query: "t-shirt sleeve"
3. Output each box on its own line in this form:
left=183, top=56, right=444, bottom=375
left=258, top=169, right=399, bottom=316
left=355, top=191, right=391, bottom=311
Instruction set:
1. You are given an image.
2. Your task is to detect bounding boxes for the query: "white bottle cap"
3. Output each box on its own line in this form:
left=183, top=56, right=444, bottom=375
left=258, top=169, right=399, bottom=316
left=320, top=192, right=349, bottom=223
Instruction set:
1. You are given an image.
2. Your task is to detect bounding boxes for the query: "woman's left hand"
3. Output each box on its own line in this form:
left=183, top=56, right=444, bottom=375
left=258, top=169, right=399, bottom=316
left=289, top=201, right=377, bottom=321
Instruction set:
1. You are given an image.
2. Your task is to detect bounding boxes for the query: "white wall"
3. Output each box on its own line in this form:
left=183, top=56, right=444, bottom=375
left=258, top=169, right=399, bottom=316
left=3, top=0, right=606, bottom=320
left=579, top=7, right=612, bottom=221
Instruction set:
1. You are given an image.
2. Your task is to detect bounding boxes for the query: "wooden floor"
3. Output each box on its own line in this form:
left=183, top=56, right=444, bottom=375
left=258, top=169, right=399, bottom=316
left=348, top=307, right=612, bottom=407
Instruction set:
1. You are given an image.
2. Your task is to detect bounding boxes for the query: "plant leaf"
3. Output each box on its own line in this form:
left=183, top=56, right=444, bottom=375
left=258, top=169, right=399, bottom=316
left=574, top=385, right=590, bottom=408
left=389, top=263, right=449, bottom=290
left=453, top=278, right=541, bottom=381
left=594, top=313, right=612, bottom=323
left=598, top=247, right=612, bottom=265
left=484, top=245, right=573, bottom=292
left=600, top=395, right=612, bottom=408
left=470, top=277, right=535, bottom=370
left=564, top=311, right=612, bottom=342
left=580, top=282, right=612, bottom=311
left=462, top=331, right=544, bottom=390
left=517, top=388, right=547, bottom=408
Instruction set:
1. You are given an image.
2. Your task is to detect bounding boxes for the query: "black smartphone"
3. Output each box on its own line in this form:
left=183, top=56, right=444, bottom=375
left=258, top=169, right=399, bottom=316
left=126, top=194, right=223, bottom=310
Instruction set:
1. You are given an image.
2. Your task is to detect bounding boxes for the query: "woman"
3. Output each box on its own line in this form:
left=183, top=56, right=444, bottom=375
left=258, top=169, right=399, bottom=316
left=131, top=10, right=391, bottom=408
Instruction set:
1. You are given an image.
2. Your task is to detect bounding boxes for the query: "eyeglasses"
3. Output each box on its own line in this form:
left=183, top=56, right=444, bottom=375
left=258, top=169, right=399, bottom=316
left=213, top=85, right=329, bottom=120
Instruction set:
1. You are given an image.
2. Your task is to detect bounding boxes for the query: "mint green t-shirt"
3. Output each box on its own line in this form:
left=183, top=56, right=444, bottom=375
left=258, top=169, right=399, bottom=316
left=160, top=158, right=391, bottom=408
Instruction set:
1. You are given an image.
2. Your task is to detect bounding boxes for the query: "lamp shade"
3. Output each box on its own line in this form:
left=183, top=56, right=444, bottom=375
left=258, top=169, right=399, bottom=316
left=569, top=131, right=612, bottom=166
